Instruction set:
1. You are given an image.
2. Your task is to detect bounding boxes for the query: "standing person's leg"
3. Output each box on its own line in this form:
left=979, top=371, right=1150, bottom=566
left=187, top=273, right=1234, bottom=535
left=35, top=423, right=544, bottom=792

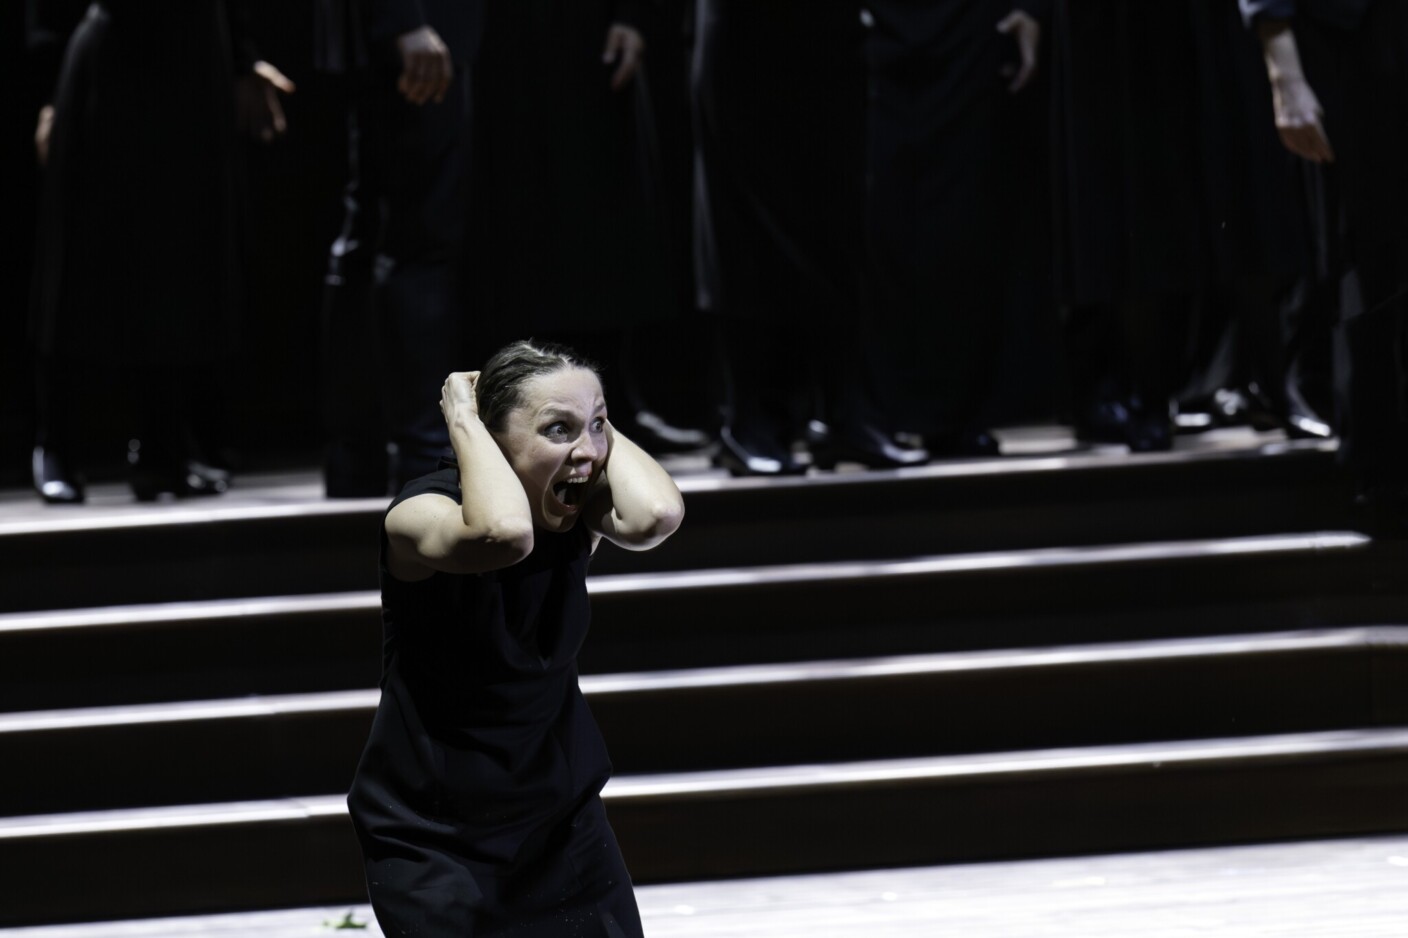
left=127, top=365, right=230, bottom=501
left=31, top=356, right=83, bottom=504
left=378, top=69, right=474, bottom=490
left=1297, top=3, right=1408, bottom=525
left=323, top=84, right=393, bottom=497
left=714, top=317, right=808, bottom=475
left=863, top=0, right=1005, bottom=456
left=693, top=0, right=867, bottom=475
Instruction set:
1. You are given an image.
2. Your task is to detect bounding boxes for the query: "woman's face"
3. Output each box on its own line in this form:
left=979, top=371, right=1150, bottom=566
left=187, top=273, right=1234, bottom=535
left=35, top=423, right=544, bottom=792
left=495, top=367, right=608, bottom=533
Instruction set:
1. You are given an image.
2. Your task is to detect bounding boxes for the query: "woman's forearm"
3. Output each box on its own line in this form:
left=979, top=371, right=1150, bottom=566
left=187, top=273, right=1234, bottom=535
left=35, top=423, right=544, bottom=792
left=449, top=414, right=533, bottom=541
left=591, top=425, right=685, bottom=549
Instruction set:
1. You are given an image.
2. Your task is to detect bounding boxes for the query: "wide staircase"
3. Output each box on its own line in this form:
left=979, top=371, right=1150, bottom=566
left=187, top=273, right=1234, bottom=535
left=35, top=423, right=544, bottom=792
left=2, top=438, right=1407, bottom=928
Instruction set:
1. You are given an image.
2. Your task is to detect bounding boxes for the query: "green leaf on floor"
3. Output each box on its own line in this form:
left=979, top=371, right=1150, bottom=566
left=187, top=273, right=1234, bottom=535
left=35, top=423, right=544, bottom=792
left=323, top=910, right=369, bottom=930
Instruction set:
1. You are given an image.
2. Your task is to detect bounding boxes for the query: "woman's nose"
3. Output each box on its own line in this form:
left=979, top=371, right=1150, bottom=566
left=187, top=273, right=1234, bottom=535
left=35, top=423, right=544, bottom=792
left=572, top=433, right=600, bottom=463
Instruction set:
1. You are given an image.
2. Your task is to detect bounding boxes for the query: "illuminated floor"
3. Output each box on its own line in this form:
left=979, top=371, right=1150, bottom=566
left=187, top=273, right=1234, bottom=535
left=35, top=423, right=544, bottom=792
left=3, top=834, right=1406, bottom=937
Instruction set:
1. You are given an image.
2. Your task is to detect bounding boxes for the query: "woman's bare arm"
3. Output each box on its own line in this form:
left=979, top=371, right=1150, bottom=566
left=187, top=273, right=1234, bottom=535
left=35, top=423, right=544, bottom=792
left=585, top=423, right=685, bottom=551
left=384, top=372, right=533, bottom=580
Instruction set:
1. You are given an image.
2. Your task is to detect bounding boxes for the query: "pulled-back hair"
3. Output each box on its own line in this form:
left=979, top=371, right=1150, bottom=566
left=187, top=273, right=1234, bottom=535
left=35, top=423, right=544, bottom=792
left=476, top=340, right=600, bottom=431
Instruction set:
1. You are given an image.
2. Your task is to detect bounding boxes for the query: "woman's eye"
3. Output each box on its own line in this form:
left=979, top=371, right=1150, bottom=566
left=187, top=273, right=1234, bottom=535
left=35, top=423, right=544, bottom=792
left=544, top=423, right=569, bottom=438
left=592, top=418, right=606, bottom=433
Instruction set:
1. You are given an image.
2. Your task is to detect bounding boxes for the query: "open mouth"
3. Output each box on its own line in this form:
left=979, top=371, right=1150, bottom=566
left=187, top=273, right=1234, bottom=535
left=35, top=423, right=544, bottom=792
left=553, top=476, right=590, bottom=509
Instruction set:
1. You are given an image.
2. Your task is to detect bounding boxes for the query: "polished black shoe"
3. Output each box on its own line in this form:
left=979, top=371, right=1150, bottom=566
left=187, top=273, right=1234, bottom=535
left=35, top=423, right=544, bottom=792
left=32, top=446, right=85, bottom=505
left=1179, top=387, right=1296, bottom=435
left=628, top=410, right=713, bottom=454
left=1125, top=414, right=1174, bottom=452
left=1074, top=399, right=1135, bottom=445
left=128, top=440, right=230, bottom=502
left=713, top=426, right=805, bottom=477
left=1282, top=392, right=1334, bottom=439
left=810, top=422, right=930, bottom=470
left=927, top=428, right=1002, bottom=458
left=1281, top=381, right=1334, bottom=439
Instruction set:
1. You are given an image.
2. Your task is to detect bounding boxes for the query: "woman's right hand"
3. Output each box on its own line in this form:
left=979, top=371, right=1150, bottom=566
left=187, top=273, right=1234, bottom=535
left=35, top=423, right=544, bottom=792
left=440, top=371, right=481, bottom=428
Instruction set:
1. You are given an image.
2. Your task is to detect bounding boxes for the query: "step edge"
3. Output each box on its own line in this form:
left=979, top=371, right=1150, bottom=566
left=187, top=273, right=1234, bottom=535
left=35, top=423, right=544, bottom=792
left=1, top=531, right=1374, bottom=633
left=3, top=726, right=1405, bottom=839
left=0, top=440, right=1339, bottom=540
left=5, top=626, right=1406, bottom=732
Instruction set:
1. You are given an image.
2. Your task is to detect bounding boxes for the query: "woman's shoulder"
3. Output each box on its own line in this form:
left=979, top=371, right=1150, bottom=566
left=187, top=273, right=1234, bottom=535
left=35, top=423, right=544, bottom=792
left=389, top=467, right=462, bottom=512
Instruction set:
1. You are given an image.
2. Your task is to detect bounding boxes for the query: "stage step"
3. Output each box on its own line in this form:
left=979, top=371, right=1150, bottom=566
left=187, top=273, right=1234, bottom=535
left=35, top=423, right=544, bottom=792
left=0, top=443, right=1348, bottom=612
left=5, top=628, right=1408, bottom=816
left=0, top=440, right=1395, bottom=929
left=3, top=728, right=1407, bottom=926
left=3, top=533, right=1401, bottom=711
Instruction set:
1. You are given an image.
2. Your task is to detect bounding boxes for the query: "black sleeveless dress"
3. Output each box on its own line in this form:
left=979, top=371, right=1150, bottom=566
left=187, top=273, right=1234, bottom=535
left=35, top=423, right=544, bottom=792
left=347, top=468, right=643, bottom=937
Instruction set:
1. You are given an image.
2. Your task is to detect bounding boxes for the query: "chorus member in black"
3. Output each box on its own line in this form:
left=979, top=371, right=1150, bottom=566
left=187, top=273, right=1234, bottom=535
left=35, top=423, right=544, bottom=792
left=347, top=341, right=684, bottom=937
left=27, top=0, right=290, bottom=503
left=1242, top=0, right=1408, bottom=530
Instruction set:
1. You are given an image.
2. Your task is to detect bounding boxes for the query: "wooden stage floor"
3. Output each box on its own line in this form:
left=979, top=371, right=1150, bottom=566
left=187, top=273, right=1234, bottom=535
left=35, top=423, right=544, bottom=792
left=4, top=834, right=1406, bottom=937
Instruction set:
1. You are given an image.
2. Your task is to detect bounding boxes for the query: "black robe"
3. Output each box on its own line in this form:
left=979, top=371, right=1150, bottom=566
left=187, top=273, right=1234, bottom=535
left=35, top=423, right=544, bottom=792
left=691, top=0, right=867, bottom=329
left=29, top=0, right=249, bottom=365
left=466, top=0, right=672, bottom=340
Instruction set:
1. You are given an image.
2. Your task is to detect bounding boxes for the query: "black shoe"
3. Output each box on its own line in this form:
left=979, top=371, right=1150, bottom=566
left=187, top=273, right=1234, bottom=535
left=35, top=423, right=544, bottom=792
left=32, top=446, right=85, bottom=505
left=1074, top=399, right=1135, bottom=445
left=1126, top=414, right=1173, bottom=452
left=1076, top=398, right=1173, bottom=452
left=1283, top=394, right=1334, bottom=440
left=713, top=426, right=805, bottom=477
left=128, top=440, right=230, bottom=502
left=1179, top=387, right=1294, bottom=435
left=810, top=422, right=930, bottom=470
left=927, top=428, right=1001, bottom=458
left=1281, top=380, right=1334, bottom=439
left=626, top=410, right=713, bottom=454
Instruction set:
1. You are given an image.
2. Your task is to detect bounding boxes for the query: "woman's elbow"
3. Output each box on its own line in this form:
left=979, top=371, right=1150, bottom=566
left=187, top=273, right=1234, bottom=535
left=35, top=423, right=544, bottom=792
left=446, top=518, right=534, bottom=571
left=487, top=517, right=536, bottom=563
left=632, top=498, right=684, bottom=548
left=655, top=498, right=685, bottom=538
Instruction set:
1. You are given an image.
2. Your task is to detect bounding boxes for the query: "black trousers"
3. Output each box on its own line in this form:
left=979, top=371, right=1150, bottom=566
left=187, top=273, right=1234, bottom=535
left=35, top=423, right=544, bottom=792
left=322, top=69, right=474, bottom=492
left=692, top=0, right=882, bottom=441
left=863, top=0, right=1020, bottom=434
left=1298, top=1, right=1408, bottom=490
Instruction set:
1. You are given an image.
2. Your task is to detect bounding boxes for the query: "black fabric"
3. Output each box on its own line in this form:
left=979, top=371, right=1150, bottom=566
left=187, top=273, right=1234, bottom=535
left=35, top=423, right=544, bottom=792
left=1051, top=0, right=1201, bottom=308
left=863, top=0, right=1030, bottom=433
left=322, top=42, right=478, bottom=484
left=360, top=0, right=485, bottom=65
left=349, top=468, right=639, bottom=936
left=1240, top=0, right=1376, bottom=31
left=24, top=0, right=89, bottom=97
left=1050, top=0, right=1203, bottom=419
left=1178, top=0, right=1324, bottom=413
left=1292, top=0, right=1408, bottom=486
left=29, top=0, right=245, bottom=365
left=691, top=0, right=867, bottom=327
left=692, top=0, right=884, bottom=442
left=465, top=0, right=673, bottom=338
